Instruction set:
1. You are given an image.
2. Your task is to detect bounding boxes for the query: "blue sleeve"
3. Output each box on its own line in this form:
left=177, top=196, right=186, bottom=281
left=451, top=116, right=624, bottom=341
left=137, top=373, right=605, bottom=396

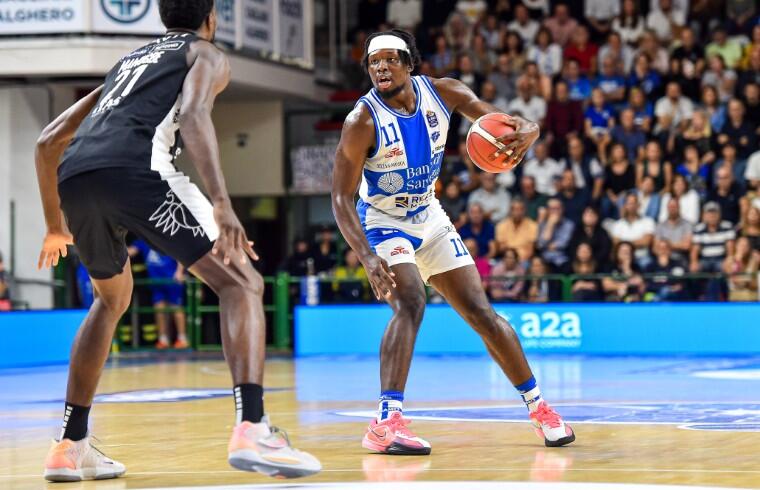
left=554, top=221, right=575, bottom=249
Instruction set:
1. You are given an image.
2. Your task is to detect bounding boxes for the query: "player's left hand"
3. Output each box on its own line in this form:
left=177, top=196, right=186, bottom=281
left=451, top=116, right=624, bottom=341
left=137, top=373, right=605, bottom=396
left=496, top=115, right=539, bottom=166
left=212, top=203, right=259, bottom=265
left=38, top=230, right=73, bottom=269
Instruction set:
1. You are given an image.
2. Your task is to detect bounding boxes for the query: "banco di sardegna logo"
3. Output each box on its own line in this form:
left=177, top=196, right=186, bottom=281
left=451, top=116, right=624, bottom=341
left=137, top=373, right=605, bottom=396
left=101, top=0, right=151, bottom=23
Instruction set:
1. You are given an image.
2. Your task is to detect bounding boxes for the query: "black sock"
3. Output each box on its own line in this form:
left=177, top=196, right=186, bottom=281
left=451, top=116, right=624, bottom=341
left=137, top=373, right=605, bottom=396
left=60, top=403, right=90, bottom=441
left=233, top=384, right=264, bottom=424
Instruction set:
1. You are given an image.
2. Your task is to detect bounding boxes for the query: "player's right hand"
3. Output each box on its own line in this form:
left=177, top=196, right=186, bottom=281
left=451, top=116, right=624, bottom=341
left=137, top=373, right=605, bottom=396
left=361, top=253, right=396, bottom=300
left=212, top=203, right=259, bottom=265
left=38, top=230, right=73, bottom=269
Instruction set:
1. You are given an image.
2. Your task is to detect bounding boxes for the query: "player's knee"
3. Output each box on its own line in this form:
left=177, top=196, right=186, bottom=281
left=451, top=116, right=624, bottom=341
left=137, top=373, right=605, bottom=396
left=99, top=292, right=132, bottom=317
left=242, top=269, right=264, bottom=298
left=465, top=304, right=501, bottom=337
left=395, top=292, right=426, bottom=326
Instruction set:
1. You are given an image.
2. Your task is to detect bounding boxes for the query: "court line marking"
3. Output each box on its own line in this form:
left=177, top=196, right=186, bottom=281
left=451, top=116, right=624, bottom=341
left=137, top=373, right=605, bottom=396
left=4, top=467, right=760, bottom=479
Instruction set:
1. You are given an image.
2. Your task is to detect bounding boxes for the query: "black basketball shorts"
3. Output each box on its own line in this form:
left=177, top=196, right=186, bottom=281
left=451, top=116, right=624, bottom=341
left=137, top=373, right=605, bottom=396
left=59, top=167, right=218, bottom=280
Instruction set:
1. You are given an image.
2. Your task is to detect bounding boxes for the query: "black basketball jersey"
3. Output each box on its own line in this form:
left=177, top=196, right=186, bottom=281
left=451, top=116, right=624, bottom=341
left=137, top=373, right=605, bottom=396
left=58, top=32, right=199, bottom=183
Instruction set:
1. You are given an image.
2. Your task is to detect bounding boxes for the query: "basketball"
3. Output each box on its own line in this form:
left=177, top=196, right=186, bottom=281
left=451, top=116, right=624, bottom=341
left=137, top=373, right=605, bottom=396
left=466, top=113, right=518, bottom=173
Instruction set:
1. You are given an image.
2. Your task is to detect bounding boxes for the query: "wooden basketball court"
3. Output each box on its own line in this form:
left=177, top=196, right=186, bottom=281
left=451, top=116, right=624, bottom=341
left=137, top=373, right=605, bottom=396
left=1, top=354, right=758, bottom=489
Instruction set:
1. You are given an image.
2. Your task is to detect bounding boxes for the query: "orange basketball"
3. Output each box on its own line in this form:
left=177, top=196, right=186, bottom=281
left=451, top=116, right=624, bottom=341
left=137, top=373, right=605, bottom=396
left=466, top=113, right=518, bottom=173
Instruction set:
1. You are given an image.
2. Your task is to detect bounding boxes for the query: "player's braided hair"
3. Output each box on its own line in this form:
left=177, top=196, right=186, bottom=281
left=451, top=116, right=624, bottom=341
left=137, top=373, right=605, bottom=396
left=361, top=29, right=422, bottom=73
left=159, top=0, right=214, bottom=30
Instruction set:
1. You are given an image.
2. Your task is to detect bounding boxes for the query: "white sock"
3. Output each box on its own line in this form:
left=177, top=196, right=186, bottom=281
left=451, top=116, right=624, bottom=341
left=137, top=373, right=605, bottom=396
left=377, top=398, right=403, bottom=422
left=522, top=386, right=543, bottom=412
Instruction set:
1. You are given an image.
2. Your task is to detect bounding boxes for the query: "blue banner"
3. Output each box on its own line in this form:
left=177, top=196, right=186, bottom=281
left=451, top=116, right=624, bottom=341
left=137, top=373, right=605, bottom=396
left=295, top=303, right=760, bottom=356
left=0, top=310, right=85, bottom=368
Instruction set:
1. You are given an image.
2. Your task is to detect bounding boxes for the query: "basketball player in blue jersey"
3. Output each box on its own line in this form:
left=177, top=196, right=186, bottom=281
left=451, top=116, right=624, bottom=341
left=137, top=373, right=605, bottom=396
left=332, top=30, right=575, bottom=454
left=34, top=0, right=318, bottom=481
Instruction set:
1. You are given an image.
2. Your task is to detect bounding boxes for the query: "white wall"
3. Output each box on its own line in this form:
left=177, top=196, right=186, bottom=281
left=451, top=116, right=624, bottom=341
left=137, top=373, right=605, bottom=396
left=180, top=100, right=285, bottom=196
left=0, top=86, right=59, bottom=308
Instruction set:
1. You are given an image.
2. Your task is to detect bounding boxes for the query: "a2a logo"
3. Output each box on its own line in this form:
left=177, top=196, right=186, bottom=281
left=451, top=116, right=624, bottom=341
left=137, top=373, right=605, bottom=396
left=499, top=311, right=582, bottom=348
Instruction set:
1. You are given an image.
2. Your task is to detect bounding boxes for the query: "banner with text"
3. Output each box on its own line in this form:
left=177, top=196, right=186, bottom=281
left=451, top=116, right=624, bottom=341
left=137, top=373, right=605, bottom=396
left=241, top=0, right=272, bottom=53
left=0, top=0, right=86, bottom=34
left=91, top=0, right=164, bottom=34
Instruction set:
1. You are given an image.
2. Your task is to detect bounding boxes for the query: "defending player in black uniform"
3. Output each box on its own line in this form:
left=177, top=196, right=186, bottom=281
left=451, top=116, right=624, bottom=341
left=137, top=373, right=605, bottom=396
left=35, top=0, right=320, bottom=481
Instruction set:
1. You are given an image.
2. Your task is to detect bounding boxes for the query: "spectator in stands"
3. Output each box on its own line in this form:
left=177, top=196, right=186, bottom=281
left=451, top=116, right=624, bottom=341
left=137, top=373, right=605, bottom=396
left=702, top=55, right=738, bottom=103
left=557, top=169, right=590, bottom=225
left=522, top=140, right=563, bottom=196
left=740, top=206, right=760, bottom=253
left=507, top=76, right=547, bottom=125
left=603, top=143, right=637, bottom=219
left=626, top=86, right=654, bottom=133
left=631, top=175, right=662, bottom=220
left=537, top=197, right=575, bottom=273
left=570, top=242, right=604, bottom=301
left=564, top=135, right=604, bottom=203
left=464, top=238, right=491, bottom=285
left=655, top=82, right=695, bottom=135
left=612, top=108, right=646, bottom=164
left=129, top=241, right=188, bottom=349
left=527, top=27, right=562, bottom=77
left=584, top=88, right=615, bottom=159
left=443, top=12, right=472, bottom=53
left=526, top=255, right=551, bottom=302
left=672, top=27, right=705, bottom=78
left=714, top=144, right=744, bottom=189
left=313, top=225, right=338, bottom=273
left=508, top=3, right=540, bottom=46
left=503, top=31, right=527, bottom=75
left=599, top=31, right=634, bottom=75
left=655, top=198, right=693, bottom=262
left=488, top=53, right=518, bottom=101
left=479, top=13, right=502, bottom=51
left=519, top=175, right=549, bottom=221
left=603, top=241, right=646, bottom=302
left=495, top=197, right=538, bottom=263
left=700, top=84, right=727, bottom=132
left=469, top=33, right=494, bottom=75
left=723, top=236, right=759, bottom=301
left=447, top=142, right=480, bottom=193
left=0, top=251, right=9, bottom=311
left=673, top=110, right=716, bottom=169
left=628, top=53, right=662, bottom=102
left=564, top=25, right=599, bottom=75
left=489, top=248, right=525, bottom=302
left=659, top=174, right=701, bottom=224
left=676, top=145, right=710, bottom=199
left=739, top=47, right=760, bottom=91
left=332, top=249, right=368, bottom=303
left=645, top=240, right=690, bottom=301
left=387, top=0, right=422, bottom=32
left=451, top=54, right=484, bottom=94
left=478, top=81, right=508, bottom=114
left=459, top=203, right=496, bottom=257
left=281, top=238, right=313, bottom=277
left=691, top=202, right=736, bottom=300
left=745, top=150, right=760, bottom=191
left=543, top=3, right=579, bottom=47
left=468, top=172, right=510, bottom=223
left=741, top=83, right=760, bottom=132
left=612, top=0, right=645, bottom=46
left=441, top=180, right=467, bottom=228
left=561, top=58, right=593, bottom=102
left=608, top=192, right=656, bottom=268
left=456, top=0, right=488, bottom=24
left=545, top=79, right=584, bottom=159
left=707, top=166, right=743, bottom=225
left=717, top=99, right=757, bottom=160
left=740, top=181, right=760, bottom=226
left=570, top=206, right=613, bottom=268
left=429, top=35, right=455, bottom=78
left=645, top=0, right=684, bottom=43
left=637, top=140, right=672, bottom=194
left=706, top=26, right=743, bottom=69
left=636, top=29, right=669, bottom=73
left=584, top=0, right=619, bottom=42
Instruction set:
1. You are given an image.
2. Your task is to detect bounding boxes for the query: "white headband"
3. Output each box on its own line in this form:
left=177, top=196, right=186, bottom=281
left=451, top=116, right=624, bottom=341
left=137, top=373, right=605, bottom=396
left=367, top=35, right=410, bottom=56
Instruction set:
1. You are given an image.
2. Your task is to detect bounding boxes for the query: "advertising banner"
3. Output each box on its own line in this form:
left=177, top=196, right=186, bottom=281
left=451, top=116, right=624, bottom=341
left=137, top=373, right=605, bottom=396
left=241, top=0, right=272, bottom=53
left=91, top=0, right=164, bottom=35
left=0, top=310, right=86, bottom=368
left=279, top=0, right=303, bottom=59
left=0, top=0, right=86, bottom=34
left=295, top=303, right=760, bottom=356
left=214, top=0, right=236, bottom=46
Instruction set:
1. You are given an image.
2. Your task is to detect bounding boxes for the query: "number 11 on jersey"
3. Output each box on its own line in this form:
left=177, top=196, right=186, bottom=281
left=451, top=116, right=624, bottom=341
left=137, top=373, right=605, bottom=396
left=450, top=238, right=469, bottom=258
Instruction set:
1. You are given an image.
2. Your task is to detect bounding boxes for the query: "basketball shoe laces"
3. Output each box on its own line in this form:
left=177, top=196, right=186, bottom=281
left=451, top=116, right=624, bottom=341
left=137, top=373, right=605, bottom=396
left=534, top=403, right=562, bottom=428
left=264, top=425, right=291, bottom=447
left=381, top=414, right=415, bottom=438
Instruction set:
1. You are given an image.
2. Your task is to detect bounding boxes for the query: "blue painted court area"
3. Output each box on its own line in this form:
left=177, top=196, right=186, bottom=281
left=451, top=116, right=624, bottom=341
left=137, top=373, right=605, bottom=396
left=2, top=355, right=759, bottom=432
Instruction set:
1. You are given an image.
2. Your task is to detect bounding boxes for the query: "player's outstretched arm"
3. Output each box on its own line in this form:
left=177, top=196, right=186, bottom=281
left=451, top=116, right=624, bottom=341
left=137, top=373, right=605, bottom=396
left=35, top=85, right=103, bottom=269
left=331, top=104, right=396, bottom=300
left=431, top=77, right=539, bottom=165
left=180, top=41, right=256, bottom=265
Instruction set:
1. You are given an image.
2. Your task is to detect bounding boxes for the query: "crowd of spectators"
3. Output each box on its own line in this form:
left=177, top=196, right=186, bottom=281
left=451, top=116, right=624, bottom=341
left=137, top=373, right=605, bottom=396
left=327, top=0, right=760, bottom=302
